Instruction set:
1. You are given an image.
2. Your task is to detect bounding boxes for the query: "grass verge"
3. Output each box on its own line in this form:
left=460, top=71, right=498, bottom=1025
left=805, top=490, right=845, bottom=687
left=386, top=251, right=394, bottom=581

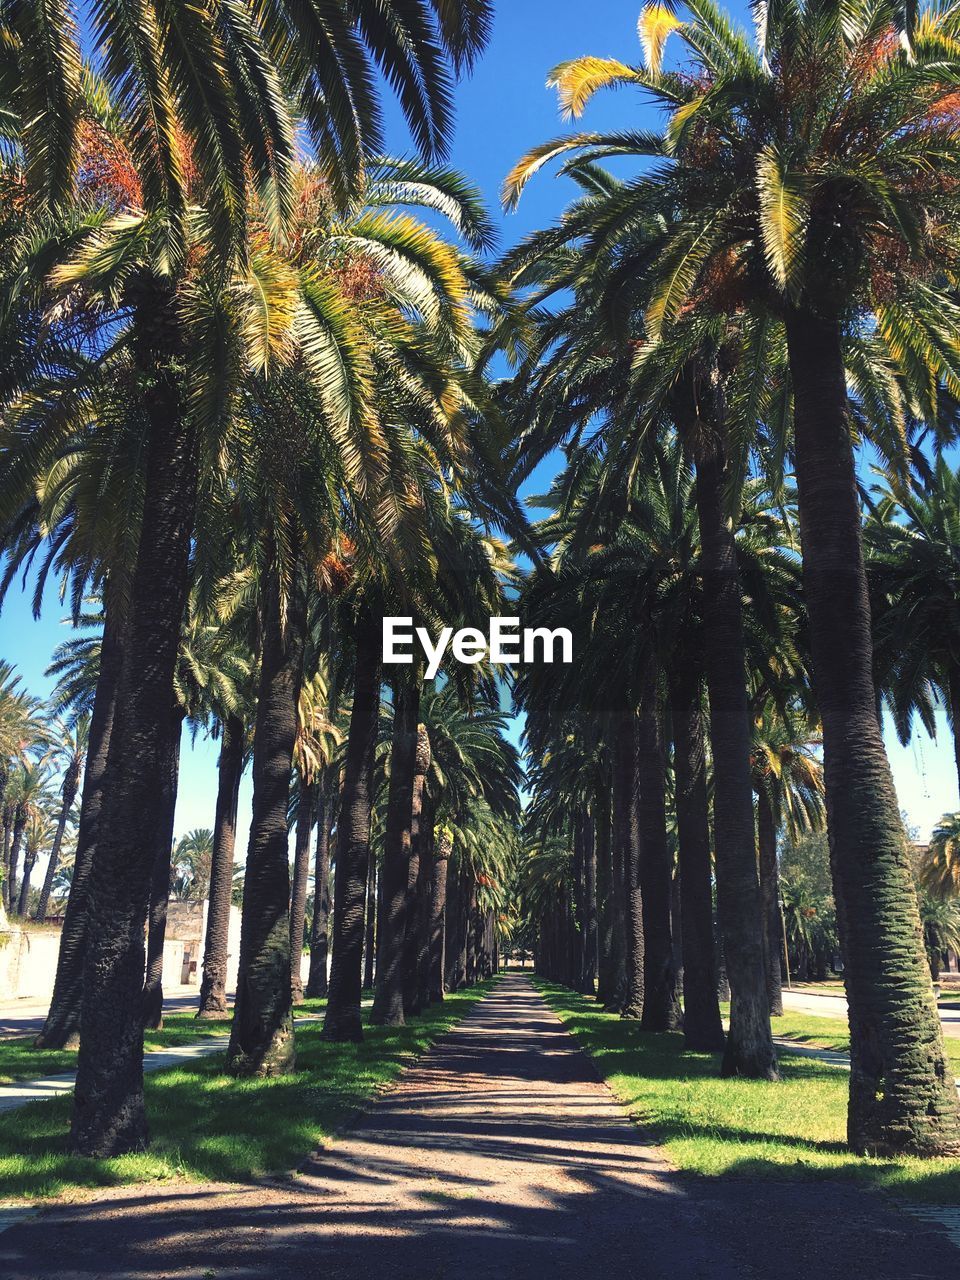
left=771, top=1009, right=960, bottom=1068
left=0, top=1014, right=237, bottom=1085
left=0, top=981, right=494, bottom=1202
left=536, top=980, right=960, bottom=1204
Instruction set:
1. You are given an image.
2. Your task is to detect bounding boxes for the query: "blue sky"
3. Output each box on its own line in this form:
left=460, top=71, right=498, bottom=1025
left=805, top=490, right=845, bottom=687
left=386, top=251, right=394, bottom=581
left=1, top=1, right=958, bottom=846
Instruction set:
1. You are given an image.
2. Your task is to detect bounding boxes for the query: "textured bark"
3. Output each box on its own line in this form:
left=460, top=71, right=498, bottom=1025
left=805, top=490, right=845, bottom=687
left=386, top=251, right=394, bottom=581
left=757, top=787, right=784, bottom=1017
left=670, top=668, right=725, bottom=1052
left=637, top=658, right=681, bottom=1031
left=595, top=786, right=615, bottom=1005
left=371, top=682, right=419, bottom=1024
left=414, top=794, right=435, bottom=1008
left=305, top=776, right=332, bottom=999
left=34, top=753, right=81, bottom=923
left=322, top=610, right=381, bottom=1041
left=197, top=714, right=244, bottom=1019
left=363, top=846, right=377, bottom=990
left=71, top=315, right=198, bottom=1156
left=579, top=815, right=599, bottom=995
left=16, top=847, right=35, bottom=916
left=36, top=588, right=124, bottom=1050
left=465, top=880, right=478, bottom=984
left=787, top=304, right=959, bottom=1156
left=428, top=827, right=451, bottom=1002
left=615, top=714, right=645, bottom=1020
left=142, top=709, right=183, bottom=1029
left=7, top=808, right=24, bottom=912
left=226, top=560, right=305, bottom=1078
left=694, top=415, right=778, bottom=1081
left=402, top=725, right=431, bottom=1015
left=289, top=781, right=316, bottom=1005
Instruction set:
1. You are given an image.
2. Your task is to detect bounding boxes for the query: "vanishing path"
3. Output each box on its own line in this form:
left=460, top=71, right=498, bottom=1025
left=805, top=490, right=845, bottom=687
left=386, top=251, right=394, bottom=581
left=1, top=975, right=957, bottom=1279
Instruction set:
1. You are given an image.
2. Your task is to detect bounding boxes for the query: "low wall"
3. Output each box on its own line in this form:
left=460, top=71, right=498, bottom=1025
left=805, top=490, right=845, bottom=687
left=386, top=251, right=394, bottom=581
left=0, top=928, right=186, bottom=1002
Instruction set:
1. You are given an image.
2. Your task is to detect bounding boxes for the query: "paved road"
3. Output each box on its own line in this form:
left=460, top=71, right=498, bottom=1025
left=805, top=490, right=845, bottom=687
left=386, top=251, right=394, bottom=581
left=1, top=975, right=956, bottom=1279
left=0, top=988, right=233, bottom=1039
left=783, top=988, right=960, bottom=1037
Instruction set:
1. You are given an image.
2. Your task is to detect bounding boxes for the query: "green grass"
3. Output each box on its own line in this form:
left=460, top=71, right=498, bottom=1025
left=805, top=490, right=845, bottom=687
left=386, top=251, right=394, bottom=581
left=0, top=1014, right=236, bottom=1085
left=771, top=1008, right=960, bottom=1068
left=0, top=982, right=494, bottom=1202
left=537, top=980, right=960, bottom=1205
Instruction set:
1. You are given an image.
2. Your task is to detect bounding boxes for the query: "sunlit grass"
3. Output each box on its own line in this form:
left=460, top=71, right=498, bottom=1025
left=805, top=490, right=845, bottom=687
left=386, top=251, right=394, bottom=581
left=0, top=1013, right=235, bottom=1084
left=0, top=982, right=494, bottom=1201
left=538, top=981, right=960, bottom=1205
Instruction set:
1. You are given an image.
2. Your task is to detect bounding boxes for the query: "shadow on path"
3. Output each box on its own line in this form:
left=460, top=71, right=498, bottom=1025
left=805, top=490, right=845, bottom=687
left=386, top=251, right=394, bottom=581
left=0, top=976, right=955, bottom=1280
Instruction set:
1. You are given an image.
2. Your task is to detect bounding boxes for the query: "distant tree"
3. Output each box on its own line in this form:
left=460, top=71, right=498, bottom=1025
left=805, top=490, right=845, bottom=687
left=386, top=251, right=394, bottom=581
left=171, top=830, right=215, bottom=902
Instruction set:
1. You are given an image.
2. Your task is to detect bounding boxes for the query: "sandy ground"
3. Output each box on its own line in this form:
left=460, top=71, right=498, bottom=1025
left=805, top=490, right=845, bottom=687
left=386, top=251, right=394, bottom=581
left=1, top=974, right=956, bottom=1280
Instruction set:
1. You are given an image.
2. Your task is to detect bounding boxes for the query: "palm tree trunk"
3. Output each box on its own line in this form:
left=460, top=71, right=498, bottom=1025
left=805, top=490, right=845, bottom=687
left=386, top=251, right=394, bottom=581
left=669, top=667, right=725, bottom=1052
left=615, top=712, right=645, bottom=1020
left=694, top=415, right=778, bottom=1081
left=8, top=809, right=25, bottom=913
left=757, top=787, right=784, bottom=1017
left=637, top=656, right=681, bottom=1031
left=415, top=793, right=435, bottom=1008
left=70, top=333, right=197, bottom=1158
left=362, top=846, right=377, bottom=990
left=305, top=773, right=332, bottom=1000
left=1, top=806, right=12, bottom=911
left=35, top=760, right=80, bottom=923
left=402, top=725, right=431, bottom=1015
left=428, top=827, right=451, bottom=1002
left=36, top=585, right=124, bottom=1050
left=198, top=713, right=244, bottom=1019
left=595, top=786, right=615, bottom=1004
left=372, top=681, right=419, bottom=1025
left=142, top=707, right=184, bottom=1029
left=17, top=849, right=36, bottom=917
left=226, top=558, right=305, bottom=1077
left=466, top=880, right=478, bottom=984
left=786, top=304, right=959, bottom=1156
left=579, top=815, right=598, bottom=995
left=322, top=608, right=381, bottom=1042
left=289, top=781, right=316, bottom=1005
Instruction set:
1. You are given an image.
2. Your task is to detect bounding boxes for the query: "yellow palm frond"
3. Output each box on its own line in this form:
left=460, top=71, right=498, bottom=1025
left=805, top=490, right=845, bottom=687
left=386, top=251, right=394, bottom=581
left=547, top=57, right=643, bottom=120
left=638, top=5, right=683, bottom=75
left=756, top=146, right=809, bottom=291
left=502, top=134, right=601, bottom=211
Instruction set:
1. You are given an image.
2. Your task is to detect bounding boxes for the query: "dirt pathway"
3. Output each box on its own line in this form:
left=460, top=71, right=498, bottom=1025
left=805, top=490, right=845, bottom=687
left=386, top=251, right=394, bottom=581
left=1, top=975, right=955, bottom=1279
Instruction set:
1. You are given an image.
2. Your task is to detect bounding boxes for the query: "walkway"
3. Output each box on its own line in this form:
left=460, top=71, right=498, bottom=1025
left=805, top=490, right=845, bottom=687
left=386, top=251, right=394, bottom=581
left=0, top=975, right=956, bottom=1278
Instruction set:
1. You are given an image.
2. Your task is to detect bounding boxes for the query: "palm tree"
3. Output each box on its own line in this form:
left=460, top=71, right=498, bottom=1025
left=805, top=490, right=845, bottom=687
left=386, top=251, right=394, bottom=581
left=34, top=716, right=89, bottom=923
left=4, top=0, right=494, bottom=1157
left=917, top=815, right=960, bottom=900
left=171, top=830, right=215, bottom=902
left=867, top=460, right=960, bottom=793
left=6, top=761, right=54, bottom=915
left=917, top=892, right=960, bottom=985
left=751, top=703, right=826, bottom=1015
left=505, top=0, right=960, bottom=1156
left=290, top=666, right=342, bottom=1003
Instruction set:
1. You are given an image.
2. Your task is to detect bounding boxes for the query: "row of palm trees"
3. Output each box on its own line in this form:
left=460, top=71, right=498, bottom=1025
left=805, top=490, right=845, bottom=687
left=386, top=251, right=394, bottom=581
left=0, top=662, right=88, bottom=922
left=0, top=0, right=513, bottom=1156
left=2, top=0, right=960, bottom=1172
left=505, top=0, right=960, bottom=1158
